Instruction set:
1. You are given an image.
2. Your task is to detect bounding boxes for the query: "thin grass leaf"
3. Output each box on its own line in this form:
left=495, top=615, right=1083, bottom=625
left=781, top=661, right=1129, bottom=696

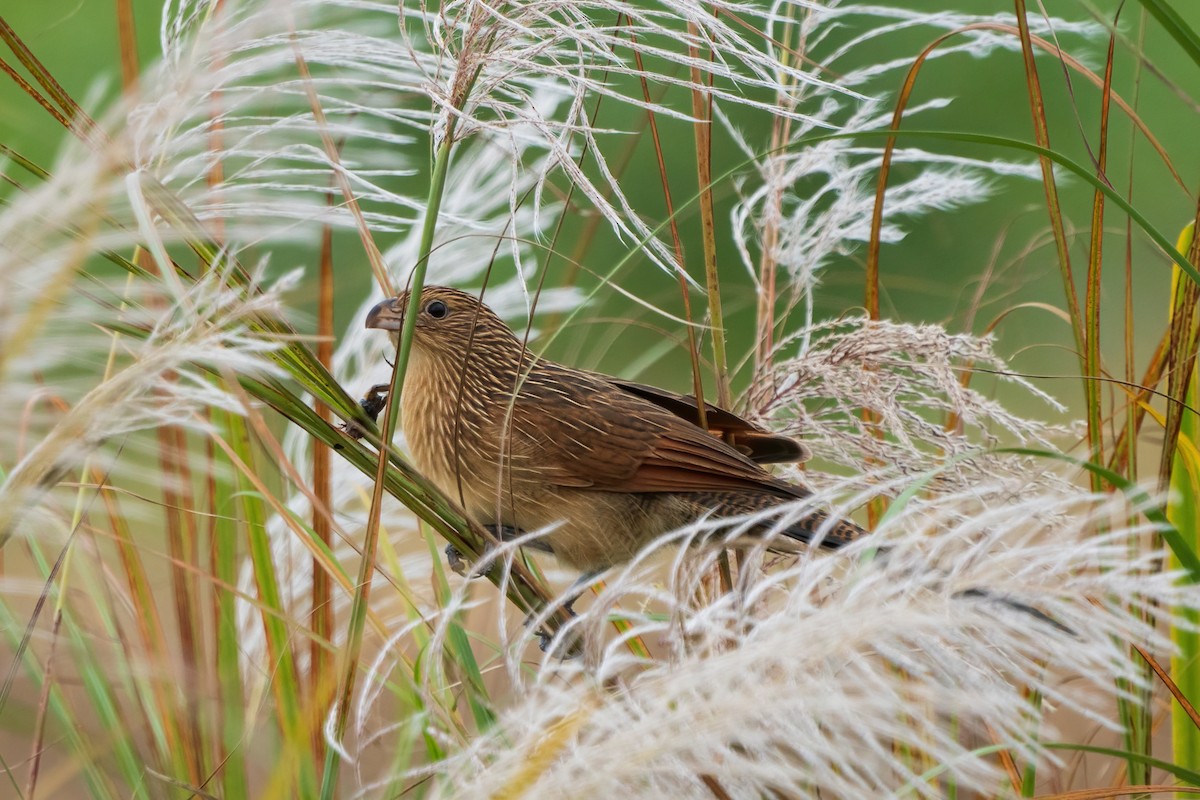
left=210, top=413, right=251, bottom=800
left=1170, top=222, right=1200, bottom=779
left=230, top=416, right=319, bottom=796
left=1045, top=743, right=1200, bottom=786
left=1136, top=0, right=1200, bottom=67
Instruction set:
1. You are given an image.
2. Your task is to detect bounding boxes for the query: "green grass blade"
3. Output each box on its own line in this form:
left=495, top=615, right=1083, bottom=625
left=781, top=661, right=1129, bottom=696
left=211, top=411, right=251, bottom=800
left=1169, top=222, right=1200, bottom=776
left=228, top=415, right=318, bottom=796
left=0, top=600, right=118, bottom=800
left=1046, top=742, right=1200, bottom=785
left=1000, top=447, right=1200, bottom=581
left=1136, top=0, right=1200, bottom=66
left=25, top=541, right=148, bottom=797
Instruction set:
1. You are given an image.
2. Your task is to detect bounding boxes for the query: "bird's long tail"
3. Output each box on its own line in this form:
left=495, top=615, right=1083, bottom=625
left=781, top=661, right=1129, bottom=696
left=701, top=491, right=1072, bottom=633
left=694, top=489, right=866, bottom=550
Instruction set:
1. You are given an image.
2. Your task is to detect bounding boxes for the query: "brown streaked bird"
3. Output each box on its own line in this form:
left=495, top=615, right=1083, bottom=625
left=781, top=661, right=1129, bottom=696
left=363, top=286, right=866, bottom=574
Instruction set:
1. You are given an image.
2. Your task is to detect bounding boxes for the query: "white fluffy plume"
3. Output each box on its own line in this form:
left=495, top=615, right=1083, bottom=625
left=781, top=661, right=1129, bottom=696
left=354, top=483, right=1182, bottom=798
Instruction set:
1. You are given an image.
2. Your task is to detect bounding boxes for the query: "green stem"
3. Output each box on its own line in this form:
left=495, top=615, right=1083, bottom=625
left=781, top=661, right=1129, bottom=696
left=320, top=120, right=458, bottom=800
left=387, top=126, right=457, bottom=441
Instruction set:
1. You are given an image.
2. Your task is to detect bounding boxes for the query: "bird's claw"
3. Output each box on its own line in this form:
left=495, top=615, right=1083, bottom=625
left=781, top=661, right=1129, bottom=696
left=340, top=384, right=391, bottom=440
left=525, top=604, right=583, bottom=658
left=444, top=525, right=542, bottom=578
left=444, top=544, right=493, bottom=579
left=340, top=419, right=371, bottom=440
left=443, top=538, right=581, bottom=656
left=445, top=544, right=467, bottom=577
left=359, top=384, right=390, bottom=420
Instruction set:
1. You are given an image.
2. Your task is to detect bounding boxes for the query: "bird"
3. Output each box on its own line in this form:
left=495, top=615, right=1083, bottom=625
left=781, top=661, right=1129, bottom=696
left=362, top=285, right=866, bottom=576
left=360, top=286, right=1072, bottom=639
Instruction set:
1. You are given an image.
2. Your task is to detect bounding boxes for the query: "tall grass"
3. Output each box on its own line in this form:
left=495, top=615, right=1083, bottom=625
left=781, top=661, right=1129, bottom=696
left=0, top=0, right=1198, bottom=797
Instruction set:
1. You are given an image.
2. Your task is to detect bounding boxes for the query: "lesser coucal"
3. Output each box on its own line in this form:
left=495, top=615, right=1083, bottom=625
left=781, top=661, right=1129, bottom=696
left=363, top=286, right=865, bottom=573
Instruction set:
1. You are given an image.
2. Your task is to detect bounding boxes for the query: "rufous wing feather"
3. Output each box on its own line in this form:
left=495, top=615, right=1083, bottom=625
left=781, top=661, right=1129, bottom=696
left=602, top=376, right=810, bottom=465
left=515, top=366, right=806, bottom=498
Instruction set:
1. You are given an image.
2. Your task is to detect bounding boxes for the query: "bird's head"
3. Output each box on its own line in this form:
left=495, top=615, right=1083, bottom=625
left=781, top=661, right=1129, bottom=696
left=365, top=286, right=520, bottom=360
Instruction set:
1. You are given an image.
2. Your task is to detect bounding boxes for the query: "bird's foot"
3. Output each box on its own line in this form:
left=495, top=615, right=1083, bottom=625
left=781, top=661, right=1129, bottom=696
left=340, top=384, right=391, bottom=440
left=445, top=544, right=467, bottom=577
left=560, top=570, right=603, bottom=616
left=525, top=571, right=604, bottom=657
left=526, top=604, right=583, bottom=658
left=358, top=383, right=390, bottom=421
left=444, top=544, right=493, bottom=579
left=562, top=593, right=581, bottom=617
left=443, top=525, right=529, bottom=578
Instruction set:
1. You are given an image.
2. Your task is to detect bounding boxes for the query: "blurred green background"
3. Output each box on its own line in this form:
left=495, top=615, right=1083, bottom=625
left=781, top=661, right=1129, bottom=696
left=2, top=0, right=1198, bottom=423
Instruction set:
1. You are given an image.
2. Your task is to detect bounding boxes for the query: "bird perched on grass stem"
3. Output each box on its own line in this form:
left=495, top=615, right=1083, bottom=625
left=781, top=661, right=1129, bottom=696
left=361, top=286, right=1072, bottom=638
left=363, top=286, right=866, bottom=574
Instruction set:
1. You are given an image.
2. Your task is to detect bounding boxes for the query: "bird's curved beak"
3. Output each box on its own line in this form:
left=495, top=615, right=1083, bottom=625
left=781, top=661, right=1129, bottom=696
left=365, top=298, right=404, bottom=331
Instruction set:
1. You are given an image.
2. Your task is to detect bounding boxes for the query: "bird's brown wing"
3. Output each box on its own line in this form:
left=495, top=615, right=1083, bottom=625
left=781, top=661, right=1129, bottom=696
left=618, top=422, right=808, bottom=498
left=594, top=374, right=810, bottom=465
left=513, top=366, right=805, bottom=499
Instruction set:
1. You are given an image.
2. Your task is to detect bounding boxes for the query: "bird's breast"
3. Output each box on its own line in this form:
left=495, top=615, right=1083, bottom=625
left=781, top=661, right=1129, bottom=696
left=399, top=350, right=544, bottom=524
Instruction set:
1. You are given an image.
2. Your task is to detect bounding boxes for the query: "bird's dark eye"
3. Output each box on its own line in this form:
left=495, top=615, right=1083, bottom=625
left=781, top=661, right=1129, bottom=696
left=426, top=300, right=448, bottom=319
